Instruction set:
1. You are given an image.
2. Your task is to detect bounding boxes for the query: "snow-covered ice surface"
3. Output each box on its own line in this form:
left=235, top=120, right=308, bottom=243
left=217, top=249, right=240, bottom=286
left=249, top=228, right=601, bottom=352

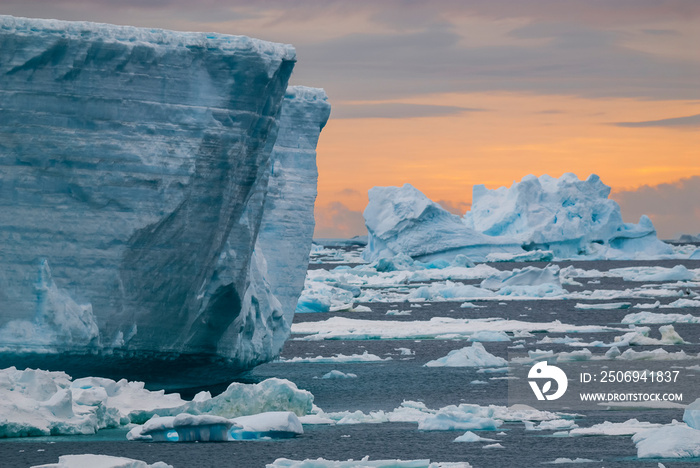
left=0, top=15, right=329, bottom=386
left=4, top=248, right=700, bottom=467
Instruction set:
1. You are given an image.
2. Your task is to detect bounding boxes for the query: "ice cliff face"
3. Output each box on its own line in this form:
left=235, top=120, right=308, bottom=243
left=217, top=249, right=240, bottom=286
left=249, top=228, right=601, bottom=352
left=0, top=16, right=328, bottom=385
left=363, top=174, right=672, bottom=262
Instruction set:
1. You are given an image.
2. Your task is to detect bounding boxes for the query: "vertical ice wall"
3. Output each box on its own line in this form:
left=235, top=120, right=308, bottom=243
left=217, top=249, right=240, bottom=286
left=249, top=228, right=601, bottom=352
left=0, top=16, right=323, bottom=382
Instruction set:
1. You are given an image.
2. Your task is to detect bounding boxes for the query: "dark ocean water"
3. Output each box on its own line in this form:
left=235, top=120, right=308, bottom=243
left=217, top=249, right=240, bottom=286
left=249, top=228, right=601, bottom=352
left=2, top=256, right=700, bottom=467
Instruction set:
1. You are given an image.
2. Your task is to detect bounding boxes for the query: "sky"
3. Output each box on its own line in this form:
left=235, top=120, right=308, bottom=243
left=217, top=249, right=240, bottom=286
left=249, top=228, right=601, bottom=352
left=3, top=1, right=699, bottom=239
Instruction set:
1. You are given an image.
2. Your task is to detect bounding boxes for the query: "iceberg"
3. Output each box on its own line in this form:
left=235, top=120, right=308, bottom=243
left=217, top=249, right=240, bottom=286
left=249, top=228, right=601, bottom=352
left=363, top=174, right=672, bottom=262
left=0, top=16, right=330, bottom=384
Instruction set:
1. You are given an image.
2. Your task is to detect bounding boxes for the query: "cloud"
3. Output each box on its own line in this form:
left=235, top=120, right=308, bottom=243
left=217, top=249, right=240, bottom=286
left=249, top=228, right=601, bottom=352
left=437, top=199, right=471, bottom=215
left=612, top=176, right=700, bottom=239
left=336, top=188, right=363, bottom=197
left=614, top=113, right=700, bottom=128
left=642, top=28, right=680, bottom=36
left=5, top=1, right=698, bottom=103
left=314, top=202, right=367, bottom=238
left=332, top=103, right=485, bottom=119
left=291, top=20, right=700, bottom=102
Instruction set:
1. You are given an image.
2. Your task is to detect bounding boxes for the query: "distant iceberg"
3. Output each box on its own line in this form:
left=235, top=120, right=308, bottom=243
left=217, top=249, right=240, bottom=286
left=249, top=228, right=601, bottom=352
left=0, top=15, right=329, bottom=385
left=363, top=174, right=673, bottom=262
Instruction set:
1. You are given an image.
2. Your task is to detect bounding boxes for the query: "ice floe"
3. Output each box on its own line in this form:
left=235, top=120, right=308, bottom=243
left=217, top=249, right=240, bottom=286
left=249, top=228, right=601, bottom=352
left=321, top=370, right=358, bottom=379
left=268, top=458, right=472, bottom=468
left=424, top=343, right=507, bottom=368
left=280, top=352, right=390, bottom=363
left=292, top=317, right=621, bottom=341
left=633, top=423, right=700, bottom=458
left=453, top=431, right=499, bottom=442
left=0, top=367, right=313, bottom=438
left=31, top=454, right=172, bottom=468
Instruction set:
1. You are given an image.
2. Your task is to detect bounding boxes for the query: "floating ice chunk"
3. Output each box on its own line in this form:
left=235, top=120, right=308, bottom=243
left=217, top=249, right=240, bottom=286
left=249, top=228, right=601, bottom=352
left=0, top=368, right=313, bottom=439
left=605, top=346, right=622, bottom=359
left=321, top=370, right=358, bottom=379
left=297, top=414, right=335, bottom=425
left=31, top=454, right=172, bottom=468
left=622, top=311, right=700, bottom=324
left=683, top=398, right=700, bottom=429
left=611, top=325, right=686, bottom=346
left=633, top=301, right=661, bottom=309
left=280, top=352, right=390, bottom=364
left=468, top=331, right=511, bottom=342
left=691, top=249, right=700, bottom=260
left=453, top=431, right=498, bottom=442
left=608, top=265, right=695, bottom=282
left=424, top=343, right=507, bottom=368
left=574, top=302, right=631, bottom=310
left=386, top=309, right=411, bottom=316
left=128, top=414, right=236, bottom=442
left=570, top=419, right=663, bottom=436
left=528, top=349, right=555, bottom=360
left=296, top=282, right=355, bottom=313
left=460, top=302, right=485, bottom=309
left=291, top=317, right=620, bottom=341
left=633, top=423, right=700, bottom=458
left=524, top=419, right=578, bottom=431
left=663, top=299, right=700, bottom=308
left=267, top=457, right=473, bottom=468
left=352, top=305, right=373, bottom=312
left=481, top=265, right=561, bottom=291
left=482, top=443, right=504, bottom=449
left=410, top=282, right=495, bottom=301
left=231, top=411, right=303, bottom=439
left=418, top=409, right=502, bottom=431
left=556, top=349, right=594, bottom=362
left=395, top=348, right=415, bottom=356
left=536, top=336, right=582, bottom=345
left=616, top=348, right=693, bottom=361
left=545, top=458, right=598, bottom=464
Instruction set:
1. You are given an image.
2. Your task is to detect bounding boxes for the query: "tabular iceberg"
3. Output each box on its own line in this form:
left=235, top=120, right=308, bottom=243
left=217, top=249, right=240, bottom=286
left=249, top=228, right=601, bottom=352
left=0, top=15, right=329, bottom=385
left=363, top=174, right=672, bottom=262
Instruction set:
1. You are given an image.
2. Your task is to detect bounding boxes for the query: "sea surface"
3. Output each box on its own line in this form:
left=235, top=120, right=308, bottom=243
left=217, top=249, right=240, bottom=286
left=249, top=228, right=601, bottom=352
left=2, top=250, right=700, bottom=467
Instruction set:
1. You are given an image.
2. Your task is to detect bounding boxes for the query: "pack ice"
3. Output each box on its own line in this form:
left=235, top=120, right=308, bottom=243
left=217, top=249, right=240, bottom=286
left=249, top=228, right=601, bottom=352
left=363, top=174, right=672, bottom=262
left=0, top=16, right=330, bottom=384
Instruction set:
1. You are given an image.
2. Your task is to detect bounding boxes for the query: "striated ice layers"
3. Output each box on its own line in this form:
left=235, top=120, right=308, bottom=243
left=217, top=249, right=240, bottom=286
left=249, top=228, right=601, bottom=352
left=363, top=174, right=672, bottom=262
left=0, top=16, right=330, bottom=385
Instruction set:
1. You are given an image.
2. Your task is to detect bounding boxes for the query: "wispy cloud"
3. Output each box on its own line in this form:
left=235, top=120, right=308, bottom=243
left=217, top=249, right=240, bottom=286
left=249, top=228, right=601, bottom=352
left=614, top=113, right=700, bottom=128
left=613, top=176, right=700, bottom=238
left=314, top=202, right=367, bottom=238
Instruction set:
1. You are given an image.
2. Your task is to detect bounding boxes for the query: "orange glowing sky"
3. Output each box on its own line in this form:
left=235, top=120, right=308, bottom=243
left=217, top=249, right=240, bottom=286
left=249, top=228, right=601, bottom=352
left=3, top=1, right=699, bottom=238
